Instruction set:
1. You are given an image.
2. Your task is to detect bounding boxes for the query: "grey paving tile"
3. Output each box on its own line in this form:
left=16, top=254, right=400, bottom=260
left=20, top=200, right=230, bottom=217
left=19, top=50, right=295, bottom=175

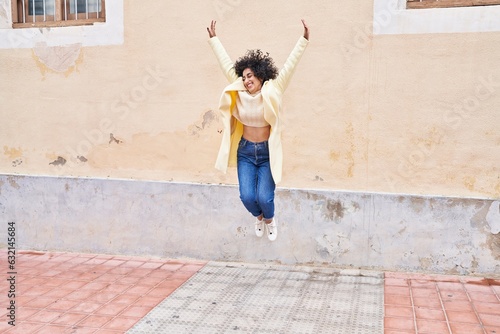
left=127, top=262, right=384, bottom=334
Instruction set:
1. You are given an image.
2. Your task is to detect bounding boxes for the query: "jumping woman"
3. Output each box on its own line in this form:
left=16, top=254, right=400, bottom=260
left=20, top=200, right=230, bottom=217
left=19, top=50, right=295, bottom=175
left=207, top=19, right=310, bottom=241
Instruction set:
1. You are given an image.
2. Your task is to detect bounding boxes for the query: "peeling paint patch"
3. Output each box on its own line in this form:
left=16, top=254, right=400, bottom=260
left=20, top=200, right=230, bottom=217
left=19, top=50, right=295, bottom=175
left=486, top=201, right=500, bottom=234
left=316, top=235, right=333, bottom=259
left=316, top=234, right=349, bottom=260
left=33, top=42, right=83, bottom=76
left=189, top=110, right=218, bottom=136
left=49, top=156, right=67, bottom=166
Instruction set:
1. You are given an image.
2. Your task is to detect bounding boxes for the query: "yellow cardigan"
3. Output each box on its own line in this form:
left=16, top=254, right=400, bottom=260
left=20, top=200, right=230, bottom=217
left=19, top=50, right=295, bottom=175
left=209, top=36, right=309, bottom=184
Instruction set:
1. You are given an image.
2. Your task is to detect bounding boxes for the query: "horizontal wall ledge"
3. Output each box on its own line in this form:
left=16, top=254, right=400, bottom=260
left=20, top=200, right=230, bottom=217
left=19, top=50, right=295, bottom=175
left=0, top=174, right=498, bottom=276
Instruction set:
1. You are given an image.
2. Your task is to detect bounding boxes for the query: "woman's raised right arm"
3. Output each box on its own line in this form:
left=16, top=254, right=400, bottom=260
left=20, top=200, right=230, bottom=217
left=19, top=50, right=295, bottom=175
left=207, top=20, right=238, bottom=83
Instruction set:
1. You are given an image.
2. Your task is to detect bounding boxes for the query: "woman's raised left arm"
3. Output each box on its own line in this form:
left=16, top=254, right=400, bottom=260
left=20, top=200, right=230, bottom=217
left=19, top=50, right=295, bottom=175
left=273, top=20, right=310, bottom=93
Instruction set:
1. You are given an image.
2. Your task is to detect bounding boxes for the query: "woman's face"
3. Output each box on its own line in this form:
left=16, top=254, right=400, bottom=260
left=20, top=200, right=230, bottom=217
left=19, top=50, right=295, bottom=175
left=242, top=68, right=263, bottom=94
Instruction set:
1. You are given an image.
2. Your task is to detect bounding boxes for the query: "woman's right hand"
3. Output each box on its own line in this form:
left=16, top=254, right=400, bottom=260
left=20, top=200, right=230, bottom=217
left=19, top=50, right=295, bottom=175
left=301, top=19, right=310, bottom=40
left=207, top=20, right=217, bottom=38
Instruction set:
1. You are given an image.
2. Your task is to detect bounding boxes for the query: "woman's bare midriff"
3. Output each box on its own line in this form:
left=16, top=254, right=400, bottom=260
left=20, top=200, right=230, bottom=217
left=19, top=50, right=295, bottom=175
left=242, top=125, right=271, bottom=143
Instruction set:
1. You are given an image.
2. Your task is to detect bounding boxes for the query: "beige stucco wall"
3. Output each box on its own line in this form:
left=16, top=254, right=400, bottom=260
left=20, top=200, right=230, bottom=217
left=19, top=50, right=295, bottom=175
left=1, top=0, right=499, bottom=199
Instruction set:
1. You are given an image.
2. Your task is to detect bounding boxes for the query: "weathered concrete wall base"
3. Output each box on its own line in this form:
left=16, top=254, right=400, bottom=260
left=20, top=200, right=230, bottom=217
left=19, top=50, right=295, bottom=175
left=0, top=175, right=498, bottom=276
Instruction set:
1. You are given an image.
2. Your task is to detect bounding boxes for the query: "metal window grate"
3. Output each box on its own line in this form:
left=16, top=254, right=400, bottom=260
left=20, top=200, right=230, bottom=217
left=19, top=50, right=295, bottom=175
left=407, top=0, right=500, bottom=9
left=19, top=0, right=103, bottom=24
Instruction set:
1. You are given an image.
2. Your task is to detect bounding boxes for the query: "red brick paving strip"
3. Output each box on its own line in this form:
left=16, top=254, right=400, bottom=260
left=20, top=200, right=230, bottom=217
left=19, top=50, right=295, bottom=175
left=384, top=272, right=500, bottom=334
left=0, top=250, right=206, bottom=333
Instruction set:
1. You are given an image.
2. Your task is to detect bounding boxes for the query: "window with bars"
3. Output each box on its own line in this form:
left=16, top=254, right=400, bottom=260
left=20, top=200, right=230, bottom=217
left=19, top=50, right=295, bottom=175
left=407, top=0, right=500, bottom=9
left=11, top=0, right=105, bottom=28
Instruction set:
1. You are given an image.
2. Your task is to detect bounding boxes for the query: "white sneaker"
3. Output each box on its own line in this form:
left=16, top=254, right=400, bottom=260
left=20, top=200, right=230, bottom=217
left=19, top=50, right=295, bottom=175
left=266, top=218, right=277, bottom=241
left=254, top=218, right=264, bottom=237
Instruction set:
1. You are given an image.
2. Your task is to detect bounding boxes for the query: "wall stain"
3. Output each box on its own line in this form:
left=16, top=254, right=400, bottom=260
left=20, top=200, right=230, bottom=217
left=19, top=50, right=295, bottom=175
left=326, top=122, right=357, bottom=177
left=445, top=265, right=462, bottom=275
left=12, top=159, right=23, bottom=167
left=486, top=234, right=500, bottom=260
left=4, top=146, right=24, bottom=167
left=49, top=156, right=67, bottom=166
left=410, top=197, right=426, bottom=214
left=305, top=192, right=360, bottom=222
left=189, top=110, right=218, bottom=136
left=397, top=225, right=408, bottom=235
left=3, top=146, right=22, bottom=159
left=236, top=226, right=247, bottom=238
left=463, top=176, right=476, bottom=191
left=345, top=122, right=355, bottom=178
left=419, top=257, right=433, bottom=270
left=109, top=134, right=123, bottom=144
left=329, top=151, right=340, bottom=162
left=326, top=200, right=344, bottom=221
left=470, top=256, right=479, bottom=273
left=7, top=177, right=20, bottom=190
left=411, top=126, right=444, bottom=149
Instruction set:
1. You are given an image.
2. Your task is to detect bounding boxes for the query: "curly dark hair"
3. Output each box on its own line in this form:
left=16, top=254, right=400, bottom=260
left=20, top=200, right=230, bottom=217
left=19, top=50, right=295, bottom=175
left=234, top=49, right=278, bottom=82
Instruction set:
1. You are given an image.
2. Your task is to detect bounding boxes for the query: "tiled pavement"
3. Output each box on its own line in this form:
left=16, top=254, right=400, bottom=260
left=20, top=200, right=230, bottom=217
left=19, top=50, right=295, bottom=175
left=0, top=250, right=499, bottom=333
left=0, top=250, right=206, bottom=333
left=384, top=272, right=500, bottom=334
left=127, top=262, right=384, bottom=333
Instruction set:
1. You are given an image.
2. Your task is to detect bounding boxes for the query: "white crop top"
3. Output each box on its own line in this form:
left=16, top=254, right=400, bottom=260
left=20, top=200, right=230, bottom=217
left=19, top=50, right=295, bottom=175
left=233, top=91, right=269, bottom=127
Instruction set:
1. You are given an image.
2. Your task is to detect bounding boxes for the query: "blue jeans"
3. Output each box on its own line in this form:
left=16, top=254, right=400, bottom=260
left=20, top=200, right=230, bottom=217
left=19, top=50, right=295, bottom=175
left=237, top=138, right=276, bottom=220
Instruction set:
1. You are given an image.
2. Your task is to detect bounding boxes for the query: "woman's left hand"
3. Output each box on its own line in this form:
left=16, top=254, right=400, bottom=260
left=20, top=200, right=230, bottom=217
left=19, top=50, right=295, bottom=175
left=301, top=19, right=310, bottom=40
left=207, top=20, right=217, bottom=38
